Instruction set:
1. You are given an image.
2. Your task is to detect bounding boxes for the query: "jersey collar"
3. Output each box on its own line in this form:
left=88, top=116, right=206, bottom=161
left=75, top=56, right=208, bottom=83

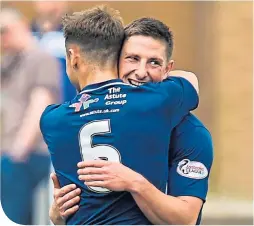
left=79, top=79, right=123, bottom=93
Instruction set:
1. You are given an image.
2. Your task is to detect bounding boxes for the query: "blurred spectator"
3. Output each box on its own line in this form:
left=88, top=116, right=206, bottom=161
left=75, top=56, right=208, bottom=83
left=31, top=1, right=77, bottom=101
left=0, top=8, right=60, bottom=225
left=31, top=1, right=66, bottom=37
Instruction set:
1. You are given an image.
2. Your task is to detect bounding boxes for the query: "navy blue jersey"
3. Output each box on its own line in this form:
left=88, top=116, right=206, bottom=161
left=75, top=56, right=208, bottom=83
left=168, top=113, right=213, bottom=225
left=40, top=77, right=198, bottom=225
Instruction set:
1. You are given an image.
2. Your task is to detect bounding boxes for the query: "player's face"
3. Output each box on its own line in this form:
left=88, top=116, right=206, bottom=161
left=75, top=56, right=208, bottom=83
left=119, top=35, right=174, bottom=85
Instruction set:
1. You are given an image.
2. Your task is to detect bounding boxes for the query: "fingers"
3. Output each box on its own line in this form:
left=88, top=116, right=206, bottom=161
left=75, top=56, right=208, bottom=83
left=78, top=174, right=108, bottom=182
left=77, top=160, right=109, bottom=168
left=59, top=195, right=80, bottom=214
left=56, top=188, right=81, bottom=207
left=77, top=167, right=105, bottom=176
left=54, top=185, right=81, bottom=219
left=50, top=173, right=61, bottom=189
left=61, top=205, right=79, bottom=218
left=54, top=183, right=77, bottom=201
left=85, top=181, right=106, bottom=187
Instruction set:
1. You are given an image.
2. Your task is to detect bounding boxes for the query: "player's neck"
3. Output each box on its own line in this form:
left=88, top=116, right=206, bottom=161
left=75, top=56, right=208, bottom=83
left=79, top=66, right=118, bottom=90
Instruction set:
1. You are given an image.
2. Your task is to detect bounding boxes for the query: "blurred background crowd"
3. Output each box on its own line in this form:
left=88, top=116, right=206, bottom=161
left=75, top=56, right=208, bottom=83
left=0, top=1, right=253, bottom=225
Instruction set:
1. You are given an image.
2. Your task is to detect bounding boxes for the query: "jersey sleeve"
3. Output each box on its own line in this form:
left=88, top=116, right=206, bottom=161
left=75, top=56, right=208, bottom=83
left=40, top=104, right=61, bottom=146
left=167, top=126, right=213, bottom=202
left=161, top=76, right=199, bottom=112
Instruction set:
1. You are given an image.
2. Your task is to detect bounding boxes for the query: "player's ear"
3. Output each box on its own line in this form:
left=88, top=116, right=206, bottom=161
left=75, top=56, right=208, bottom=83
left=163, top=60, right=174, bottom=79
left=68, top=48, right=79, bottom=70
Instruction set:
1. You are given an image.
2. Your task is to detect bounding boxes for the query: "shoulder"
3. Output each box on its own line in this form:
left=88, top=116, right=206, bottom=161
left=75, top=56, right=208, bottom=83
left=142, top=77, right=198, bottom=105
left=136, top=77, right=184, bottom=104
left=40, top=104, right=61, bottom=124
left=170, top=114, right=213, bottom=161
left=173, top=113, right=211, bottom=140
left=40, top=103, right=69, bottom=132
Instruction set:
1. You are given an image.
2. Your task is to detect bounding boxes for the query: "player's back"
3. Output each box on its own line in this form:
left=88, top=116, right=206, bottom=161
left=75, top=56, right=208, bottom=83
left=40, top=78, right=198, bottom=225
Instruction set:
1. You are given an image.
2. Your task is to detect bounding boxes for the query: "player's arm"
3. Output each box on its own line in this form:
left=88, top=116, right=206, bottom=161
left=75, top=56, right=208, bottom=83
left=129, top=125, right=213, bottom=225
left=159, top=70, right=199, bottom=117
left=168, top=70, right=199, bottom=94
left=130, top=179, right=202, bottom=225
left=78, top=159, right=203, bottom=225
left=9, top=55, right=59, bottom=161
left=49, top=173, right=81, bottom=225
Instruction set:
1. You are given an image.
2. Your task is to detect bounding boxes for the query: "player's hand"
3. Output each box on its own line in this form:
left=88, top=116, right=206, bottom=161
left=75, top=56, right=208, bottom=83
left=77, top=160, right=144, bottom=192
left=49, top=173, right=81, bottom=224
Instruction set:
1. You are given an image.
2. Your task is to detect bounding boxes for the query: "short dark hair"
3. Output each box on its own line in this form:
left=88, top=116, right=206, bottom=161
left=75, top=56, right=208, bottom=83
left=124, top=17, right=173, bottom=59
left=62, top=5, right=124, bottom=67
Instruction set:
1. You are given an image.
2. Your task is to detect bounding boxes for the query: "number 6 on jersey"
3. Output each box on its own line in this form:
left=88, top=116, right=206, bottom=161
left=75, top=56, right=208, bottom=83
left=79, top=119, right=121, bottom=193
